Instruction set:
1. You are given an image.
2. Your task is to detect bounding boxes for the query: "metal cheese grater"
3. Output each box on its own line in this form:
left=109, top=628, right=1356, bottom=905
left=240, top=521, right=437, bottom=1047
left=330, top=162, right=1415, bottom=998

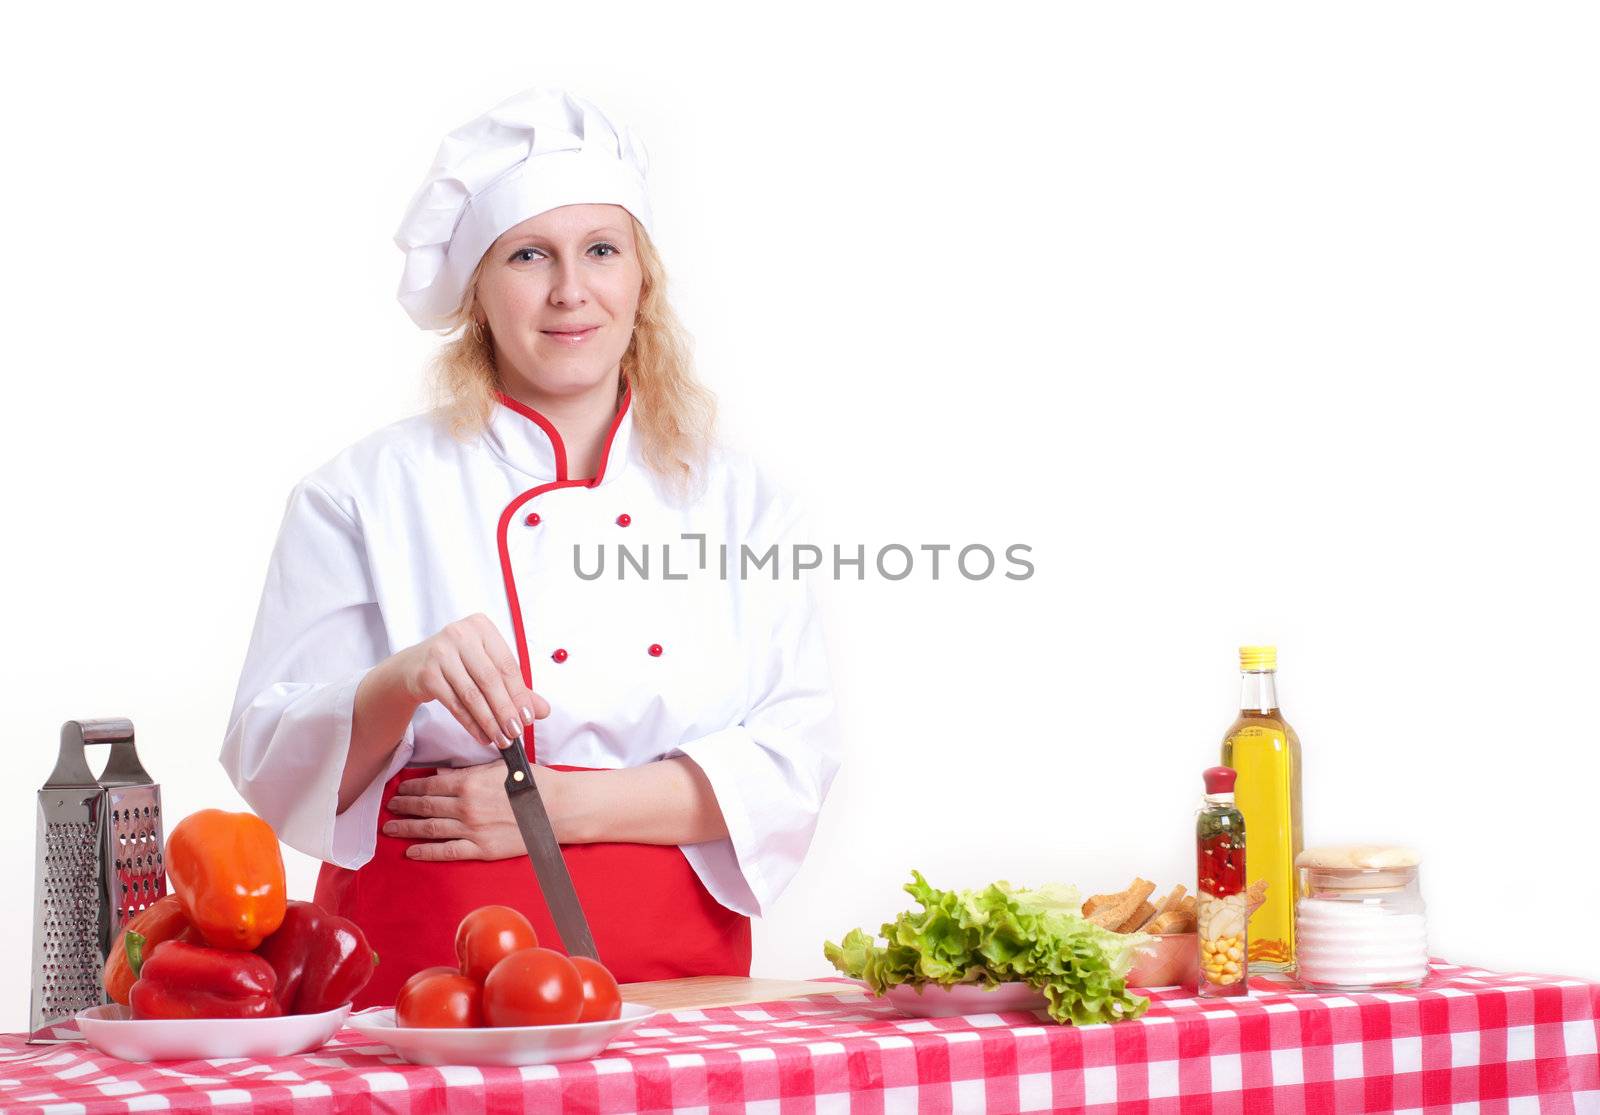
left=29, top=718, right=165, bottom=1043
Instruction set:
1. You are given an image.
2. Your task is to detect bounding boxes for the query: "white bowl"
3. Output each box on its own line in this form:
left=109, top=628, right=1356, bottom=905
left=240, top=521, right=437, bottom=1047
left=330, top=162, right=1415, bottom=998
left=347, top=1001, right=656, bottom=1067
left=76, top=1003, right=351, bottom=1062
left=882, top=982, right=1048, bottom=1017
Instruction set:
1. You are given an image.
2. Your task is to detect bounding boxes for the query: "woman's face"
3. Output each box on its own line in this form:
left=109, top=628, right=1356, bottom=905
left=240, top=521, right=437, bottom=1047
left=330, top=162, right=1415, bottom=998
left=474, top=203, right=643, bottom=399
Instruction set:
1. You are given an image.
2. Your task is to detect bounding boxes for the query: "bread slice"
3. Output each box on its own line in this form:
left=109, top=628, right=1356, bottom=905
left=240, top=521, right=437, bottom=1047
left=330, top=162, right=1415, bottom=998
left=1243, top=878, right=1269, bottom=914
left=1087, top=879, right=1157, bottom=929
left=1145, top=910, right=1189, bottom=935
left=1081, top=891, right=1115, bottom=918
left=1135, top=885, right=1186, bottom=932
left=1082, top=880, right=1134, bottom=918
left=1115, top=901, right=1156, bottom=933
left=1139, top=885, right=1198, bottom=935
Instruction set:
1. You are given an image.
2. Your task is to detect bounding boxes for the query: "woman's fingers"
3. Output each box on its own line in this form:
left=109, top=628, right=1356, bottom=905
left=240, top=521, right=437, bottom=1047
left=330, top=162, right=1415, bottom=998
left=393, top=770, right=466, bottom=797
left=439, top=653, right=511, bottom=750
left=386, top=794, right=459, bottom=820
left=383, top=816, right=468, bottom=840
left=405, top=839, right=483, bottom=862
left=416, top=658, right=492, bottom=749
left=384, top=762, right=525, bottom=859
left=403, top=617, right=554, bottom=750
left=525, top=689, right=552, bottom=720
left=478, top=623, right=551, bottom=723
left=461, top=638, right=528, bottom=746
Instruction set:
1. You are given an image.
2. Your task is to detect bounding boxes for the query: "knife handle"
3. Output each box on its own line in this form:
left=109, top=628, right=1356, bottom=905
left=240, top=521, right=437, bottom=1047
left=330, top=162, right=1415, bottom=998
left=501, top=736, right=536, bottom=792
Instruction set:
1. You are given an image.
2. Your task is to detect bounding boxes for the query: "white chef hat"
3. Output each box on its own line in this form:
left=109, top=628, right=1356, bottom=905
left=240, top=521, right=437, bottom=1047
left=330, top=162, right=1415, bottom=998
left=394, top=86, right=653, bottom=331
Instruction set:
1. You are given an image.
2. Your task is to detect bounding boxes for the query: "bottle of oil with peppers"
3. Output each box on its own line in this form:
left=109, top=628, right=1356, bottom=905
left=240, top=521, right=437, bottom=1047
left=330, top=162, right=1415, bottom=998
left=1220, top=645, right=1302, bottom=973
left=1197, top=766, right=1249, bottom=996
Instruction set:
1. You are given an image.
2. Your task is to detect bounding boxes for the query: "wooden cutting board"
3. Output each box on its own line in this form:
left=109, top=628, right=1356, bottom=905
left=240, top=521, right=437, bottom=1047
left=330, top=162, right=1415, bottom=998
left=618, top=975, right=859, bottom=1011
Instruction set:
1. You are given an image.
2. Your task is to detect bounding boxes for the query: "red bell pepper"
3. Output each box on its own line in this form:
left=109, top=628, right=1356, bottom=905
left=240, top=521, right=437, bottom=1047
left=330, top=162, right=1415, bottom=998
left=103, top=895, right=198, bottom=1005
left=254, top=900, right=378, bottom=1014
left=127, top=938, right=281, bottom=1020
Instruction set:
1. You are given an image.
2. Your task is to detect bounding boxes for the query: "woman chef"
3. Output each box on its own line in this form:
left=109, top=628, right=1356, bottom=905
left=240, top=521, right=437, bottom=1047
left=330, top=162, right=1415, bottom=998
left=220, top=86, right=841, bottom=1008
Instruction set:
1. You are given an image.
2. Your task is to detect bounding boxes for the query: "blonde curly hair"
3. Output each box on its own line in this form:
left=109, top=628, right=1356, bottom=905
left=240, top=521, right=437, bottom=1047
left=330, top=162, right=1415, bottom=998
left=425, top=213, right=716, bottom=500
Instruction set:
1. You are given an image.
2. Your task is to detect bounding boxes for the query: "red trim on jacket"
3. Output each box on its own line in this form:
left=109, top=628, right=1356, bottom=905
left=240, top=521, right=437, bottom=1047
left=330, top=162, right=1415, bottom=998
left=492, top=385, right=634, bottom=761
left=493, top=383, right=633, bottom=484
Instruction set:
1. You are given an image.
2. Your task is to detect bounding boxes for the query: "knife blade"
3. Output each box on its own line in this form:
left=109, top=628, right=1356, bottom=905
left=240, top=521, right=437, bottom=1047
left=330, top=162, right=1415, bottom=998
left=499, top=736, right=599, bottom=961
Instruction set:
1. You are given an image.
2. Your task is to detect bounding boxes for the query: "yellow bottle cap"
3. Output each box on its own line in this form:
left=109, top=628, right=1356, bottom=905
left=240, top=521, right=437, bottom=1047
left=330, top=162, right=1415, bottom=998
left=1239, top=645, right=1277, bottom=672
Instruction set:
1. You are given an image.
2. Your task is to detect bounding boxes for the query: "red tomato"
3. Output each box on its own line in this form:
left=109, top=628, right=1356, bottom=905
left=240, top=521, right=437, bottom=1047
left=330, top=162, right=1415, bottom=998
left=569, top=956, right=622, bottom=1022
left=398, top=965, right=461, bottom=1004
left=455, top=906, right=539, bottom=983
left=482, top=948, right=583, bottom=1027
left=395, top=972, right=483, bottom=1028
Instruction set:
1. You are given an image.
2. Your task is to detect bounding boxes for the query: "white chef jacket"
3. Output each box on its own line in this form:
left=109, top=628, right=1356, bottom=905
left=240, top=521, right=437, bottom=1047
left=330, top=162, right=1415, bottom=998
left=219, top=389, right=841, bottom=919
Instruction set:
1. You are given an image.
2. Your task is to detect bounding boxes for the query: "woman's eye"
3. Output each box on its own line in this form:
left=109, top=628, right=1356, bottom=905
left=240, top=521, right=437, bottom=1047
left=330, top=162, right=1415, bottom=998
left=509, top=244, right=616, bottom=262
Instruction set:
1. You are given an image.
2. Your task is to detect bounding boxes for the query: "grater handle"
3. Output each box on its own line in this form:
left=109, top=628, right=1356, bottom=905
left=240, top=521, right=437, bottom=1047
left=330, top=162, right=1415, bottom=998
left=47, top=719, right=153, bottom=788
left=79, top=718, right=135, bottom=744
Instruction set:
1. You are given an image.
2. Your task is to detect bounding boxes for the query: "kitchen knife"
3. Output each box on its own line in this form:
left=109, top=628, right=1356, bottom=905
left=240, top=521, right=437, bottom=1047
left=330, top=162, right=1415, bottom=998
left=499, top=736, right=599, bottom=961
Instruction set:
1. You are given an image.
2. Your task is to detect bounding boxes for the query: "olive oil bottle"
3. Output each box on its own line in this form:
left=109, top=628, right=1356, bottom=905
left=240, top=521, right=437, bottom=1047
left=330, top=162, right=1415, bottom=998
left=1219, top=645, right=1303, bottom=973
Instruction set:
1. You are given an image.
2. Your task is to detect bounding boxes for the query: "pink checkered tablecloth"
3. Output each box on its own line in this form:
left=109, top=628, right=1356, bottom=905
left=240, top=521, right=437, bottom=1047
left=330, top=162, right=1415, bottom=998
left=2, top=962, right=1597, bottom=1114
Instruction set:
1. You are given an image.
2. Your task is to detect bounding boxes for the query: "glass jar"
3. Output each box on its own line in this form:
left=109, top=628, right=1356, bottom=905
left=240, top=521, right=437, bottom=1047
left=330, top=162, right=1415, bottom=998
left=1294, top=845, right=1428, bottom=992
left=1197, top=766, right=1251, bottom=998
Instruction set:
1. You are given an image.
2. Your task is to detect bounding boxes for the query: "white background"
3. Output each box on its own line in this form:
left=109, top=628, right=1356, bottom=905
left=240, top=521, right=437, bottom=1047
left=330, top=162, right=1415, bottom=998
left=2, top=2, right=1596, bottom=1033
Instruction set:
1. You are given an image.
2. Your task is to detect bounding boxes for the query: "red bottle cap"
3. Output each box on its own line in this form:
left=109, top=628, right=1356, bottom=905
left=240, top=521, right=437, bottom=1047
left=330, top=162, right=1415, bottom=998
left=1203, top=766, right=1237, bottom=794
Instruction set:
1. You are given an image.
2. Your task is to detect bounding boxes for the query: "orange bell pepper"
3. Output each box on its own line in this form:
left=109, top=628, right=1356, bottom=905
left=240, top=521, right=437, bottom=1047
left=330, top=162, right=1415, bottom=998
left=166, top=809, right=287, bottom=950
left=103, top=894, right=195, bottom=1005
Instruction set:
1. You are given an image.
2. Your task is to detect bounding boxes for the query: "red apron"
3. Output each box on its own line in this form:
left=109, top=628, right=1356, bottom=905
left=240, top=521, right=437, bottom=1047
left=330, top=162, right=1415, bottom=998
left=316, top=763, right=751, bottom=1009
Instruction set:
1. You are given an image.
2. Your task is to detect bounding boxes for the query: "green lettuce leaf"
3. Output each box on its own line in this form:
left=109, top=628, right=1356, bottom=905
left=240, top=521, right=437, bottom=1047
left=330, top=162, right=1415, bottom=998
left=823, top=870, right=1150, bottom=1026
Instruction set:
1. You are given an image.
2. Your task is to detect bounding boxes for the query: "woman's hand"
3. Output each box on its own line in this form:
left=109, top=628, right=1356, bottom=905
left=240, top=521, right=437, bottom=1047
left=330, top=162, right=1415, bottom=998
left=383, top=761, right=569, bottom=860
left=389, top=613, right=551, bottom=751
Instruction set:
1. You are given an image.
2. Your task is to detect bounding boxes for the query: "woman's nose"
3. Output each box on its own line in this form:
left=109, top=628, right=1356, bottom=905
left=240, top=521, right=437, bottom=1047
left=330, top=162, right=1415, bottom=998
left=549, top=260, right=588, bottom=307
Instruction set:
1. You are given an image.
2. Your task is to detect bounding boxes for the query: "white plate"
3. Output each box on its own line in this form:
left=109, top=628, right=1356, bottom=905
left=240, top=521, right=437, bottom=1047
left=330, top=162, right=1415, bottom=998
left=76, top=1003, right=351, bottom=1062
left=348, top=1001, right=656, bottom=1067
left=882, top=982, right=1048, bottom=1017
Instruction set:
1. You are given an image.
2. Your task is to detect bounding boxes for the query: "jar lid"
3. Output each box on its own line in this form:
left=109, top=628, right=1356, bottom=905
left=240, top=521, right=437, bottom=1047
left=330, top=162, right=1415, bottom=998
left=1296, top=844, right=1421, bottom=871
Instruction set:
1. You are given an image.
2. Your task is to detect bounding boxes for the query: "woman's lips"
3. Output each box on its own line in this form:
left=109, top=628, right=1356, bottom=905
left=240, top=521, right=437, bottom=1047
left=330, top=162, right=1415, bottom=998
left=541, top=326, right=598, bottom=346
